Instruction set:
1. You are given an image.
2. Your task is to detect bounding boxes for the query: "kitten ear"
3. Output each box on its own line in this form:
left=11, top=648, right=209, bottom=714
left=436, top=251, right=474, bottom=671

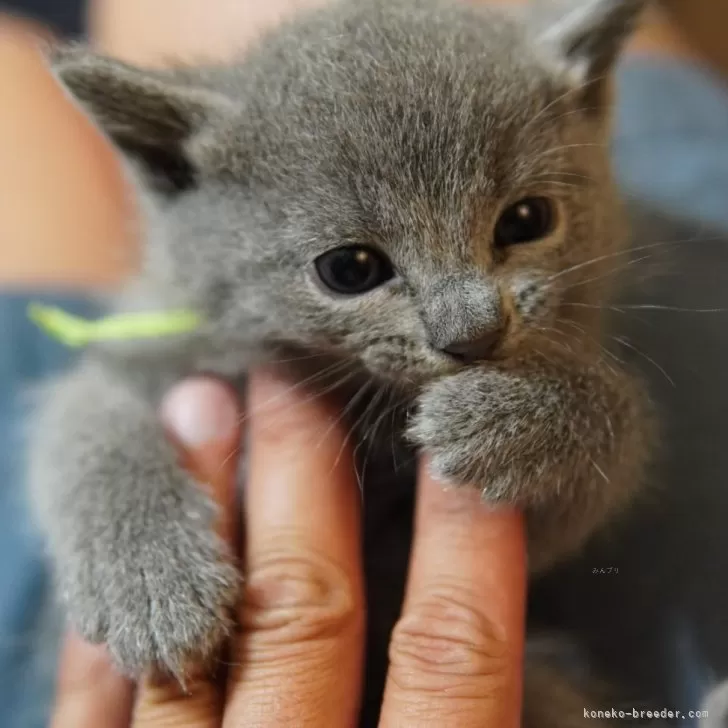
left=531, top=0, right=648, bottom=100
left=50, top=45, right=233, bottom=195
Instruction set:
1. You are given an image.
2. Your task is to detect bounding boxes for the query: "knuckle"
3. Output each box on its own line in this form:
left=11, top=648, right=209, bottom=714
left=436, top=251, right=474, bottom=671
left=388, top=584, right=512, bottom=696
left=241, top=548, right=362, bottom=646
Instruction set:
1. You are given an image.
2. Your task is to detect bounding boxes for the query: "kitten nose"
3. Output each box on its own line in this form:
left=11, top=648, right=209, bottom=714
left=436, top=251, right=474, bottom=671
left=441, top=328, right=503, bottom=362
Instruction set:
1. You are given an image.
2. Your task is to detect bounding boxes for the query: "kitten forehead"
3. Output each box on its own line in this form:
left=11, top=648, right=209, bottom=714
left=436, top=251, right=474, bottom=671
left=197, top=0, right=568, bottom=247
left=206, top=1, right=555, bottom=168
left=56, top=0, right=642, bottom=213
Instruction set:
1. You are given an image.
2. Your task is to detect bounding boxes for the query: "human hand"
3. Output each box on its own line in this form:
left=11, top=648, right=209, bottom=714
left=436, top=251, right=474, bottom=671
left=50, top=371, right=526, bottom=728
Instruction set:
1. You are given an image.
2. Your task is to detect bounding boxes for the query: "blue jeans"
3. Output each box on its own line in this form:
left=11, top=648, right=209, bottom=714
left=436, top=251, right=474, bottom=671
left=2, top=57, right=728, bottom=726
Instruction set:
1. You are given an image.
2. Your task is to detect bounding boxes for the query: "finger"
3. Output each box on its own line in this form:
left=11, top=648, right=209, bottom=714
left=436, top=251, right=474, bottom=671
left=380, top=463, right=526, bottom=728
left=132, top=378, right=242, bottom=727
left=51, top=631, right=133, bottom=728
left=161, top=378, right=242, bottom=547
left=223, top=369, right=365, bottom=727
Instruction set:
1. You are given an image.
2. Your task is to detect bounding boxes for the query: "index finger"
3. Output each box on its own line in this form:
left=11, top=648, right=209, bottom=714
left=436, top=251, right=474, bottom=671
left=380, top=464, right=526, bottom=728
left=223, top=370, right=365, bottom=727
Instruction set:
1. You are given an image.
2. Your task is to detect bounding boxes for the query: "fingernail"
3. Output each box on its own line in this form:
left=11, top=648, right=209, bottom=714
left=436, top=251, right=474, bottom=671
left=161, top=378, right=239, bottom=447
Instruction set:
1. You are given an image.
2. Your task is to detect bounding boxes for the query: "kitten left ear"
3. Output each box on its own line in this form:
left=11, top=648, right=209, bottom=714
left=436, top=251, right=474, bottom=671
left=531, top=0, right=648, bottom=94
left=50, top=45, right=235, bottom=194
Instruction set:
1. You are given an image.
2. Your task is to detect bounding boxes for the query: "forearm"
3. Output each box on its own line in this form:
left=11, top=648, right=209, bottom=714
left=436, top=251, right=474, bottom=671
left=0, top=1, right=327, bottom=288
left=0, top=19, right=133, bottom=288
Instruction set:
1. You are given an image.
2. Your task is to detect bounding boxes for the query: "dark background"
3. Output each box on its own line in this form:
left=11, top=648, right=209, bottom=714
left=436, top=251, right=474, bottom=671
left=1, top=0, right=83, bottom=35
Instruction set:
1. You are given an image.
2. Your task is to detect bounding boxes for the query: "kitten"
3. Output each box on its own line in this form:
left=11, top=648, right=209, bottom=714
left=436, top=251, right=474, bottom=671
left=30, top=0, right=653, bottom=723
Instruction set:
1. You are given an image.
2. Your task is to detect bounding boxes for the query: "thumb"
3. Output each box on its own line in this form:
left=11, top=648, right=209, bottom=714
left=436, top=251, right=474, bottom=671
left=160, top=377, right=242, bottom=547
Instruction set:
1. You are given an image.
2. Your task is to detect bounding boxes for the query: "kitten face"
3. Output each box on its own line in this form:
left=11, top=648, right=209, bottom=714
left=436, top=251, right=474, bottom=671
left=55, top=0, right=642, bottom=386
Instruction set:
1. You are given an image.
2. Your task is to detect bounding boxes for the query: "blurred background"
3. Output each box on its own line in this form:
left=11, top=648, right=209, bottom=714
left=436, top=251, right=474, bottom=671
left=2, top=1, right=728, bottom=726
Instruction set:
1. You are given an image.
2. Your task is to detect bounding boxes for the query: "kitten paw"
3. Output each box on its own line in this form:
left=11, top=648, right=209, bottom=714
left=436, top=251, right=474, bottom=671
left=59, top=491, right=239, bottom=680
left=407, top=367, right=547, bottom=502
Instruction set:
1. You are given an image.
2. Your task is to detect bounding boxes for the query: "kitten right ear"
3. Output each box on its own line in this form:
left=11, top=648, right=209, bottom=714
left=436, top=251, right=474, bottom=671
left=529, top=0, right=648, bottom=106
left=50, top=45, right=233, bottom=195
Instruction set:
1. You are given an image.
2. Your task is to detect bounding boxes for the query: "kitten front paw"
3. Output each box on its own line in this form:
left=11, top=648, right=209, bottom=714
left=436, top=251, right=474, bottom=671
left=408, top=366, right=557, bottom=503
left=59, top=485, right=239, bottom=680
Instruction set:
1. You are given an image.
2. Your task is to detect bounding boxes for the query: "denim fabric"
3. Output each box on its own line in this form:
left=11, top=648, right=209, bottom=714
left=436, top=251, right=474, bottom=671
left=0, top=294, right=100, bottom=728
left=614, top=58, right=728, bottom=231
left=2, top=57, right=728, bottom=727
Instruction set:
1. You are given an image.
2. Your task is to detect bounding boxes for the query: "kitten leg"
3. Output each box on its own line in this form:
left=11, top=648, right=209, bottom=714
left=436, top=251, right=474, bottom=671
left=28, top=358, right=239, bottom=679
left=408, top=343, right=652, bottom=571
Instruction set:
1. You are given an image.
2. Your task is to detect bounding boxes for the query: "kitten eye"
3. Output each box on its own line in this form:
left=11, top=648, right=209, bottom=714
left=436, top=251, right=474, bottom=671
left=494, top=197, right=555, bottom=247
left=315, top=246, right=395, bottom=295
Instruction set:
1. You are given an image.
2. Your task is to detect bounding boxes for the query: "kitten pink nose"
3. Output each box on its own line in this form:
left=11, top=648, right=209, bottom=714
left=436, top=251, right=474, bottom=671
left=441, top=328, right=503, bottom=363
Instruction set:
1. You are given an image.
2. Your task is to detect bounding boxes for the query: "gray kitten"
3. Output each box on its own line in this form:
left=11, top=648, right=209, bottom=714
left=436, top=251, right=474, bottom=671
left=30, top=0, right=653, bottom=723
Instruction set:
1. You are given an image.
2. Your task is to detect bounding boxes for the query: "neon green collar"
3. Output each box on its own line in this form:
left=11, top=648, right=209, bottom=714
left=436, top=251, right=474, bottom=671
left=28, top=303, right=203, bottom=348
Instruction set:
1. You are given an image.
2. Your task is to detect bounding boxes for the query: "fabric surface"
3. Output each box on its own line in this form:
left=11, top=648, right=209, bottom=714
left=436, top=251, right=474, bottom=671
left=1, top=56, right=727, bottom=727
left=0, top=295, right=100, bottom=728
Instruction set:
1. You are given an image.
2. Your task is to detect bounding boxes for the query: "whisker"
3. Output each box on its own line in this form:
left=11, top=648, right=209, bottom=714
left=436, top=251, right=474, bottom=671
left=331, top=382, right=382, bottom=494
left=563, top=302, right=725, bottom=315
left=521, top=76, right=608, bottom=135
left=354, top=386, right=392, bottom=494
left=536, top=326, right=576, bottom=354
left=265, top=350, right=341, bottom=366
left=387, top=387, right=402, bottom=473
left=556, top=318, right=587, bottom=336
left=560, top=253, right=656, bottom=292
left=531, top=104, right=604, bottom=129
left=532, top=180, right=583, bottom=191
left=558, top=321, right=623, bottom=364
left=536, top=324, right=621, bottom=377
left=547, top=233, right=724, bottom=284
left=616, top=304, right=726, bottom=314
left=321, top=379, right=375, bottom=476
left=589, top=457, right=611, bottom=485
left=530, top=170, right=596, bottom=184
left=531, top=143, right=608, bottom=166
left=555, top=319, right=621, bottom=363
left=612, top=336, right=675, bottom=388
left=211, top=366, right=356, bottom=481
left=235, top=359, right=350, bottom=427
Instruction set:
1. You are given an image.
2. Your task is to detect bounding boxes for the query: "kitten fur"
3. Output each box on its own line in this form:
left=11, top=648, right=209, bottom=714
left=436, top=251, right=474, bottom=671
left=30, top=0, right=654, bottom=724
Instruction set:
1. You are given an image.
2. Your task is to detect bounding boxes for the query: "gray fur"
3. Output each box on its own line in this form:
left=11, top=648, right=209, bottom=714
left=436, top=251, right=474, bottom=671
left=30, top=0, right=651, bottom=723
left=701, top=680, right=728, bottom=728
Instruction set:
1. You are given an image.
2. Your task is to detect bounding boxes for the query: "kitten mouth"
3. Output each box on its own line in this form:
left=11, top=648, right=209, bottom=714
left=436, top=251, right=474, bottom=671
left=358, top=343, right=457, bottom=388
